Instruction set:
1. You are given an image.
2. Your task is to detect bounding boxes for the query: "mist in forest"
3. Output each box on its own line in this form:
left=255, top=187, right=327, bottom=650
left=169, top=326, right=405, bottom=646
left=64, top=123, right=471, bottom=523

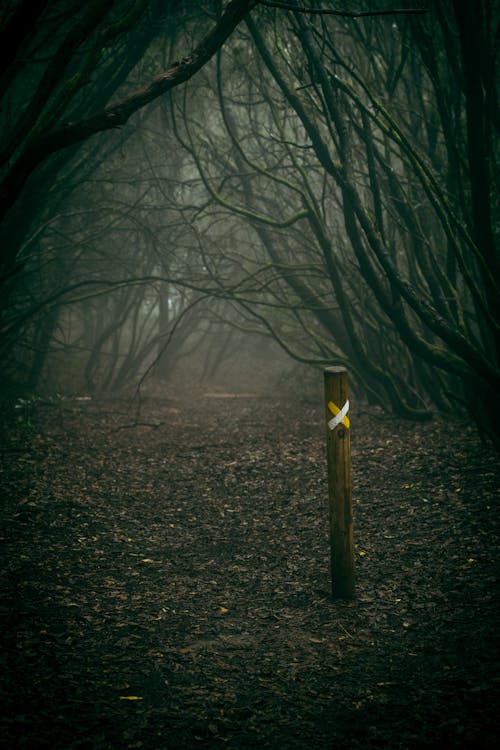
left=1, top=4, right=499, bottom=748
left=0, top=0, right=498, bottom=440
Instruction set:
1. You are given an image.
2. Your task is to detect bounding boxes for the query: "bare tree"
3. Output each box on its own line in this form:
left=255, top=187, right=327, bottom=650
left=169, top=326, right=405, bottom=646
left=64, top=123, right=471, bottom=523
left=163, top=1, right=499, bottom=437
left=0, top=0, right=256, bottom=394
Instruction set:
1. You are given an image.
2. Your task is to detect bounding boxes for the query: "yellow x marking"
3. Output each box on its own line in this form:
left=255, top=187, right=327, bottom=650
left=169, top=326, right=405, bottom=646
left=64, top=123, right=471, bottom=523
left=327, top=400, right=350, bottom=429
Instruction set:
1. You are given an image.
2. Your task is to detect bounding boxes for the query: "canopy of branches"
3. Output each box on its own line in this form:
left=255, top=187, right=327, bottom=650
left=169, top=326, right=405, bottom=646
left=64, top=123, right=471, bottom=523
left=0, top=0, right=498, bottom=442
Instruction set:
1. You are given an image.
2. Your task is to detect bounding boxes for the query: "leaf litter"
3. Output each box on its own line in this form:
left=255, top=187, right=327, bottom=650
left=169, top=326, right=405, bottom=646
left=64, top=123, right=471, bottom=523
left=0, top=390, right=499, bottom=749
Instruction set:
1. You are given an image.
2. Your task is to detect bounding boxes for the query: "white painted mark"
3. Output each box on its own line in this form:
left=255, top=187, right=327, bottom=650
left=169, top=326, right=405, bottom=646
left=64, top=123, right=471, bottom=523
left=328, top=399, right=350, bottom=430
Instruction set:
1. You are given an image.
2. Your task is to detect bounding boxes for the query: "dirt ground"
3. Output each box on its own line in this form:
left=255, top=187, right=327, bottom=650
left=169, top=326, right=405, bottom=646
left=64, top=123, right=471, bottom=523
left=1, top=388, right=499, bottom=749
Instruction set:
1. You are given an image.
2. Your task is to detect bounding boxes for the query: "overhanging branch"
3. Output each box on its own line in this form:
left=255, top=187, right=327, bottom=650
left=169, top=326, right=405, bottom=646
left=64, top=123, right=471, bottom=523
left=258, top=1, right=427, bottom=18
left=0, top=0, right=257, bottom=228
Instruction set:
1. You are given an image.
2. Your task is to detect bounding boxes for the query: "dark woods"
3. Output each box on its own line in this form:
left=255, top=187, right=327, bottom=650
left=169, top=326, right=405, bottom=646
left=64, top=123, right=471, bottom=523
left=0, top=0, right=498, bottom=443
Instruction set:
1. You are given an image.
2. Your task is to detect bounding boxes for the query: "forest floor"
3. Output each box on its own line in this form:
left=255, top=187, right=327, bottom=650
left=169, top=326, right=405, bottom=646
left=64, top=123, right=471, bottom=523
left=1, top=386, right=499, bottom=750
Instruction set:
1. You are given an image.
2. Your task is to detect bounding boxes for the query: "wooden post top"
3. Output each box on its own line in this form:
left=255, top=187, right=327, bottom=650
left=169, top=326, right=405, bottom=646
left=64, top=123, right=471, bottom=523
left=324, top=366, right=348, bottom=375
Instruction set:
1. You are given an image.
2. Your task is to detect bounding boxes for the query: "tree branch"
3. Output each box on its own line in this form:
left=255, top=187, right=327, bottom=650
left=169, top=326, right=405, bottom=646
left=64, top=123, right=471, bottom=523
left=0, top=0, right=256, bottom=227
left=258, top=1, right=427, bottom=18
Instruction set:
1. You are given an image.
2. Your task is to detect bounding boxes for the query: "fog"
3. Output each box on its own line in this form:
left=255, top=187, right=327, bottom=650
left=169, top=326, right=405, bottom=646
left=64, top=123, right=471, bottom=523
left=1, top=1, right=498, bottom=442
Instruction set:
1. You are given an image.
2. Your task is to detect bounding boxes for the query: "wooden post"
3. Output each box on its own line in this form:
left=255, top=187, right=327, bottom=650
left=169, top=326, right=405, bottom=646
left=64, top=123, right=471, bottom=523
left=324, top=366, right=355, bottom=599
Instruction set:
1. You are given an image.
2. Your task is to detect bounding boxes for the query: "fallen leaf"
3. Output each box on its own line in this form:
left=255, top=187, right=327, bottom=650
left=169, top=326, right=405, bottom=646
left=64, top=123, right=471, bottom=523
left=119, top=696, right=143, bottom=701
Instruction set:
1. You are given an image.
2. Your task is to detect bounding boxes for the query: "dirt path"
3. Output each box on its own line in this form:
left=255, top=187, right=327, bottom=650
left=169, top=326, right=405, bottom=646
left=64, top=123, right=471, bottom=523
left=1, top=392, right=499, bottom=749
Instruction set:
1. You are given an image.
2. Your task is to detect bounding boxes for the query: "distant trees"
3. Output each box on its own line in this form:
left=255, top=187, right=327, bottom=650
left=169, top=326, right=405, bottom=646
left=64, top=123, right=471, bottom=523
left=0, top=0, right=255, bottom=394
left=1, top=1, right=498, bottom=443
left=165, top=0, right=499, bottom=435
